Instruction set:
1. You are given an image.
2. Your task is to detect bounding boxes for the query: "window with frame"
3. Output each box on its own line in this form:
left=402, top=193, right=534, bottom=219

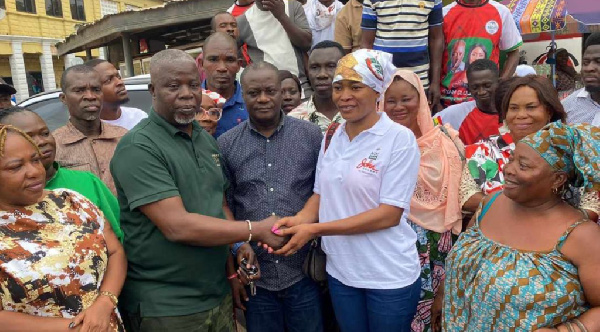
left=70, top=0, right=86, bottom=21
left=0, top=0, right=6, bottom=9
left=16, top=0, right=36, bottom=13
left=46, top=0, right=62, bottom=17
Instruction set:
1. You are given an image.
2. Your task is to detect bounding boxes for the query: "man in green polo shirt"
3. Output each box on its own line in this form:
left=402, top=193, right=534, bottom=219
left=110, top=49, right=285, bottom=332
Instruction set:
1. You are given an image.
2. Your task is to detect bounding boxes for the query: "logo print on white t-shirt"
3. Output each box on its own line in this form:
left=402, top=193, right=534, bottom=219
left=486, top=20, right=499, bottom=35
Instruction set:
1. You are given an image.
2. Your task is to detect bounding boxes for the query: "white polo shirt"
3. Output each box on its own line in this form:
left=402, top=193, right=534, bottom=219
left=314, top=112, right=421, bottom=289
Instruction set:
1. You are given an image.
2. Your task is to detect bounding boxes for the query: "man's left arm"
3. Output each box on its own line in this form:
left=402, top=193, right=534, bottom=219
left=501, top=49, right=520, bottom=79
left=263, top=0, right=312, bottom=51
left=428, top=25, right=444, bottom=112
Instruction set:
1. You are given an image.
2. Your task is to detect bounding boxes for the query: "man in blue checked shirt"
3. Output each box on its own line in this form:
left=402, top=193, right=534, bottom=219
left=218, top=61, right=324, bottom=332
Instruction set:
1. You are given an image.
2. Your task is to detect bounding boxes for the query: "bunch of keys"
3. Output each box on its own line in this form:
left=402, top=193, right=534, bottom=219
left=240, top=258, right=259, bottom=296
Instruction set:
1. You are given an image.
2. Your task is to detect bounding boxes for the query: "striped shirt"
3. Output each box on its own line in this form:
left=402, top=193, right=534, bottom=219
left=361, top=0, right=443, bottom=88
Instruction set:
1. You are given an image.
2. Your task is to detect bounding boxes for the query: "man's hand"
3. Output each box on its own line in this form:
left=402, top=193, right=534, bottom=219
left=253, top=215, right=288, bottom=251
left=427, top=85, right=442, bottom=113
left=236, top=243, right=260, bottom=285
left=261, top=0, right=285, bottom=19
left=229, top=277, right=248, bottom=310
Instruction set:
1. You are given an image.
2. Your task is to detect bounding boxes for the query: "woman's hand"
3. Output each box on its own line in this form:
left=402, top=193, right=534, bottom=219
left=430, top=289, right=444, bottom=332
left=70, top=295, right=114, bottom=332
left=273, top=224, right=317, bottom=256
left=273, top=215, right=310, bottom=230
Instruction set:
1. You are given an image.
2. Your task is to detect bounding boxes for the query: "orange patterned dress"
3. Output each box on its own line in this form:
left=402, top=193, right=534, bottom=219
left=0, top=189, right=123, bottom=331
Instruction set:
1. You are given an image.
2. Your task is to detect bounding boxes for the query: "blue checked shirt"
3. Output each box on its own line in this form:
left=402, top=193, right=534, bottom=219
left=217, top=112, right=323, bottom=291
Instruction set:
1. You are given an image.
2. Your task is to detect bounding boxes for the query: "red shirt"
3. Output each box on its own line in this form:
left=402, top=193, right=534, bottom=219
left=440, top=0, right=522, bottom=107
left=228, top=2, right=253, bottom=17
left=458, top=108, right=501, bottom=145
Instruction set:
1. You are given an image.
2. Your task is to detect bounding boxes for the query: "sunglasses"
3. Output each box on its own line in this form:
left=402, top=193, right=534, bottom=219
left=197, top=107, right=222, bottom=121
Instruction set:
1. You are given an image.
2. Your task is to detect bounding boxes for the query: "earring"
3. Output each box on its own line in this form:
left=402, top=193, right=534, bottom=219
left=552, top=187, right=560, bottom=195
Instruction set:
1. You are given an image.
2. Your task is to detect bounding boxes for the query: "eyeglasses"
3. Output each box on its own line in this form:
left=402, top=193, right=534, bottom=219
left=197, top=107, right=222, bottom=121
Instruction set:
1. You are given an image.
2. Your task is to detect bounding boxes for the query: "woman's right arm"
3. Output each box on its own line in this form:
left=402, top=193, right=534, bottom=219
left=0, top=309, right=78, bottom=331
left=460, top=164, right=485, bottom=214
left=558, top=222, right=600, bottom=331
left=274, top=193, right=321, bottom=229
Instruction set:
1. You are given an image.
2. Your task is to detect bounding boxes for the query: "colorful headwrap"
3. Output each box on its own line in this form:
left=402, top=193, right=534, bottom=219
left=521, top=122, right=600, bottom=191
left=332, top=49, right=396, bottom=94
left=202, top=89, right=226, bottom=107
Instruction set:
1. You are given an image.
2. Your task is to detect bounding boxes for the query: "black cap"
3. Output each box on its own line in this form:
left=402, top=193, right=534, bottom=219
left=0, top=78, right=17, bottom=95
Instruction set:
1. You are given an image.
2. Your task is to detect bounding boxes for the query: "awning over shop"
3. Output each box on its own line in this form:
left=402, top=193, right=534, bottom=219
left=56, top=0, right=229, bottom=56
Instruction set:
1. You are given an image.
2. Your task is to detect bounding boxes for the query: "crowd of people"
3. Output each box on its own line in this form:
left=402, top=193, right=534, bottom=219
left=1, top=0, right=600, bottom=331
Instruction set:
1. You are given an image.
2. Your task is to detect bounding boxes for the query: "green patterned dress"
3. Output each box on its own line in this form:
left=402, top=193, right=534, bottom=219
left=443, top=193, right=588, bottom=331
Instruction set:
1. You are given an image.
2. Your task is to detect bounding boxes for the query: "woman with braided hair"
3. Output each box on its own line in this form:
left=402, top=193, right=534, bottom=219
left=0, top=124, right=127, bottom=331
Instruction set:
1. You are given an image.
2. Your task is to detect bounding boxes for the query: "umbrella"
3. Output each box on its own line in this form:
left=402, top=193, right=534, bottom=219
left=566, top=0, right=600, bottom=32
left=502, top=0, right=600, bottom=34
left=502, top=0, right=599, bottom=86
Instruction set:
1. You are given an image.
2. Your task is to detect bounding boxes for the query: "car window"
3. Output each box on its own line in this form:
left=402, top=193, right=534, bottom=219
left=23, top=88, right=152, bottom=132
left=27, top=98, right=69, bottom=132
left=123, top=90, right=152, bottom=113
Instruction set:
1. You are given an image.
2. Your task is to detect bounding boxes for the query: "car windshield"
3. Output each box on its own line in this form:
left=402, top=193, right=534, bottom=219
left=23, top=89, right=152, bottom=131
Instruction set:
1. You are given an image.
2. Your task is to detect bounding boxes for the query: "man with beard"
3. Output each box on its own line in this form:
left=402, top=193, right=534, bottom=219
left=111, top=50, right=286, bottom=332
left=434, top=59, right=501, bottom=145
left=53, top=65, right=127, bottom=195
left=202, top=32, right=248, bottom=137
left=85, top=59, right=148, bottom=130
left=563, top=33, right=600, bottom=125
left=218, top=61, right=323, bottom=332
left=288, top=40, right=344, bottom=133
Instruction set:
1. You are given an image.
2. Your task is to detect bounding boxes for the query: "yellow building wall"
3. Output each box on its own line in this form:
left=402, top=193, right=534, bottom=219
left=0, top=57, right=11, bottom=77
left=0, top=0, right=162, bottom=88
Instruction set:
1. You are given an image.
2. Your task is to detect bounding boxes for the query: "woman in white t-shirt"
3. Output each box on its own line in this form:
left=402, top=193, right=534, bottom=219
left=273, top=49, right=422, bottom=332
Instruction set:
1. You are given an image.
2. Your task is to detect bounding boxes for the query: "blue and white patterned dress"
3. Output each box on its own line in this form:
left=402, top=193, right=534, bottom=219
left=443, top=193, right=588, bottom=331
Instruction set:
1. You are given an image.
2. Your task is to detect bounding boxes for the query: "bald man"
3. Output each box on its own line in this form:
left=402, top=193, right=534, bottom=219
left=110, top=49, right=285, bottom=332
left=202, top=32, right=248, bottom=137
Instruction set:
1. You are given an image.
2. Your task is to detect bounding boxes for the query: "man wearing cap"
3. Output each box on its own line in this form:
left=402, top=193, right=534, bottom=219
left=0, top=78, right=16, bottom=109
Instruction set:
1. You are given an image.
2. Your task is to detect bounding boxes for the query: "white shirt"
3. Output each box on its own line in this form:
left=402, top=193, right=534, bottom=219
left=435, top=100, right=476, bottom=132
left=592, top=112, right=600, bottom=127
left=304, top=0, right=344, bottom=47
left=562, top=88, right=600, bottom=125
left=102, top=106, right=148, bottom=130
left=314, top=112, right=421, bottom=289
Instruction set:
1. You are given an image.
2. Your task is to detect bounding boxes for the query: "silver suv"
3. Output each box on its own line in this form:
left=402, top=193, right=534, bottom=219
left=18, top=75, right=151, bottom=131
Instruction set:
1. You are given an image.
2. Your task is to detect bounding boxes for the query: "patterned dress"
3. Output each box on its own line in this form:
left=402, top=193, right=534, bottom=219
left=409, top=221, right=453, bottom=332
left=0, top=189, right=123, bottom=331
left=443, top=193, right=588, bottom=330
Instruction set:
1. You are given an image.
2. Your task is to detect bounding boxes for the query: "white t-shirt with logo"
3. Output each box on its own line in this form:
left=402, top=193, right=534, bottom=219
left=102, top=106, right=148, bottom=130
left=314, top=112, right=421, bottom=289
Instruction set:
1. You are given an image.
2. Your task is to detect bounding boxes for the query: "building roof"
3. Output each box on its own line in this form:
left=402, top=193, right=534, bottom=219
left=56, top=0, right=229, bottom=56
